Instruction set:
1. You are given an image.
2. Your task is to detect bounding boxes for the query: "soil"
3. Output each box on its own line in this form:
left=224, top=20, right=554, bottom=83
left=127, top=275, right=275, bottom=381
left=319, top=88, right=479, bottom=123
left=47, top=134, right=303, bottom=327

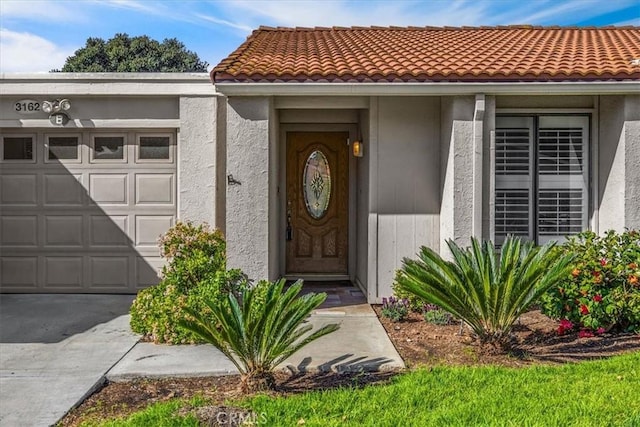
left=59, top=308, right=640, bottom=426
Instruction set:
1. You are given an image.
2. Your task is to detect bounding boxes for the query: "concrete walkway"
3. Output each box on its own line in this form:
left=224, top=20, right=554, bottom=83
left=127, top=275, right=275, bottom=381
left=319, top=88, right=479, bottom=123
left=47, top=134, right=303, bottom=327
left=0, top=295, right=403, bottom=427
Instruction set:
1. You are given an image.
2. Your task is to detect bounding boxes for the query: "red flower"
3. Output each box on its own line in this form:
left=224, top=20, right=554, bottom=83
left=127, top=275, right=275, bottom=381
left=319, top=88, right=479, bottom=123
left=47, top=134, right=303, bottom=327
left=593, top=294, right=603, bottom=303
left=630, top=275, right=638, bottom=285
left=579, top=329, right=595, bottom=338
left=580, top=304, right=589, bottom=315
left=600, top=258, right=607, bottom=266
left=596, top=327, right=606, bottom=335
left=557, top=326, right=566, bottom=336
left=559, top=319, right=574, bottom=330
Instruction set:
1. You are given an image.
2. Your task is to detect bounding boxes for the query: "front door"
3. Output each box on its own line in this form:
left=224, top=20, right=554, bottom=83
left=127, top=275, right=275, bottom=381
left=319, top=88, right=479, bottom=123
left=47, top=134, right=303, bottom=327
left=286, top=132, right=349, bottom=274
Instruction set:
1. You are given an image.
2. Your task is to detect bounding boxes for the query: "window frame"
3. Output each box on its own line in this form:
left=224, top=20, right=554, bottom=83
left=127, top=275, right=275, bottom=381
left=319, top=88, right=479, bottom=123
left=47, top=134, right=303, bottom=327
left=0, top=133, right=37, bottom=163
left=90, top=133, right=128, bottom=163
left=135, top=133, right=174, bottom=164
left=44, top=133, right=82, bottom=164
left=493, top=113, right=592, bottom=245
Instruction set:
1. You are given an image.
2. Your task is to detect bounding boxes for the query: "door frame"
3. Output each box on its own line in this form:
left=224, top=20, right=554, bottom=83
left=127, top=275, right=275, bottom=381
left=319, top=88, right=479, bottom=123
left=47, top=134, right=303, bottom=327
left=279, top=123, right=358, bottom=281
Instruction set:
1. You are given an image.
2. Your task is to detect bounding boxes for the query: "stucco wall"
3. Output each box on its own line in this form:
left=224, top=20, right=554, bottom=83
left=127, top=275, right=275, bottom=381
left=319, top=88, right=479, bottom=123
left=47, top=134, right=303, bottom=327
left=440, top=96, right=475, bottom=254
left=623, top=95, right=640, bottom=229
left=599, top=95, right=626, bottom=231
left=356, top=108, right=370, bottom=292
left=372, top=96, right=440, bottom=302
left=178, top=96, right=218, bottom=226
left=225, top=97, right=272, bottom=281
left=598, top=95, right=640, bottom=232
left=0, top=97, right=179, bottom=122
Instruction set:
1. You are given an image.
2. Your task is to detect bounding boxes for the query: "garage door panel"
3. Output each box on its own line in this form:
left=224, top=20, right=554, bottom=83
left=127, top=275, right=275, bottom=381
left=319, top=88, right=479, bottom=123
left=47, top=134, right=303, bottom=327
left=1, top=216, right=38, bottom=246
left=90, top=215, right=130, bottom=246
left=44, top=257, right=83, bottom=288
left=44, top=174, right=84, bottom=206
left=135, top=215, right=174, bottom=247
left=90, top=257, right=129, bottom=287
left=136, top=257, right=163, bottom=288
left=1, top=130, right=177, bottom=294
left=1, top=257, right=38, bottom=288
left=44, top=216, right=83, bottom=247
left=1, top=174, right=37, bottom=205
left=135, top=174, right=174, bottom=204
left=89, top=174, right=128, bottom=205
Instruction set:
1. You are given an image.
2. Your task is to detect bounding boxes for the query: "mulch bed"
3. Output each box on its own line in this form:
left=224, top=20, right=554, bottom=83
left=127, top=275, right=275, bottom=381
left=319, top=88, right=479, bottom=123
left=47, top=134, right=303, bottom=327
left=60, top=308, right=640, bottom=426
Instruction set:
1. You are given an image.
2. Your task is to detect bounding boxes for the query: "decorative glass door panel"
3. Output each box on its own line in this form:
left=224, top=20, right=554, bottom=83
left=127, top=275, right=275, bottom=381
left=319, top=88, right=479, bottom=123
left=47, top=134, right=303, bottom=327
left=286, top=132, right=349, bottom=274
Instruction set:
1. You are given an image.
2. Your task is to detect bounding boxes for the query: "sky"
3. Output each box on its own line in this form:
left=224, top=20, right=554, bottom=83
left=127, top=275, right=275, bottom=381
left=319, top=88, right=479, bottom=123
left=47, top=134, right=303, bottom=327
left=1, top=0, right=639, bottom=73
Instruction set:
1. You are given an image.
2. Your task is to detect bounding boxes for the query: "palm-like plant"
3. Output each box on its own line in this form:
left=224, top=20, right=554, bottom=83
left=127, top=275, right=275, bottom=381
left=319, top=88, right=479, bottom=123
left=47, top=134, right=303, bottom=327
left=396, top=236, right=573, bottom=350
left=179, top=279, right=339, bottom=393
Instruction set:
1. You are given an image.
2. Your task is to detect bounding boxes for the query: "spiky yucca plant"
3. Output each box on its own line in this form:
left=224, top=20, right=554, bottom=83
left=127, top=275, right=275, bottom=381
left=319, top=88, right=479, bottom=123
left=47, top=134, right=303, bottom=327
left=179, top=279, right=339, bottom=393
left=396, top=236, right=573, bottom=350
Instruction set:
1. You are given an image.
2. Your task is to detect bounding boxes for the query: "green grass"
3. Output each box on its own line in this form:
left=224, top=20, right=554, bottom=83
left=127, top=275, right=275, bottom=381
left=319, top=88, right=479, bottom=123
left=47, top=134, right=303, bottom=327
left=87, top=353, right=640, bottom=427
left=251, top=352, right=640, bottom=427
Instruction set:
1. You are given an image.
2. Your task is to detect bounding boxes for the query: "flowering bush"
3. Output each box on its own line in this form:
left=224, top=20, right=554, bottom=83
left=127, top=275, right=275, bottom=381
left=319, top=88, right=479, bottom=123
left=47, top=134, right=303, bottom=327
left=130, top=222, right=250, bottom=344
left=381, top=296, right=409, bottom=322
left=541, top=230, right=640, bottom=335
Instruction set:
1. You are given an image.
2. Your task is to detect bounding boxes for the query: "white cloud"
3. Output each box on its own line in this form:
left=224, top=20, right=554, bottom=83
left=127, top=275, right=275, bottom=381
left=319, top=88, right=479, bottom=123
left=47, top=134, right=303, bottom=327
left=0, top=29, right=74, bottom=73
left=195, top=13, right=254, bottom=33
left=0, top=0, right=86, bottom=22
left=216, top=0, right=495, bottom=28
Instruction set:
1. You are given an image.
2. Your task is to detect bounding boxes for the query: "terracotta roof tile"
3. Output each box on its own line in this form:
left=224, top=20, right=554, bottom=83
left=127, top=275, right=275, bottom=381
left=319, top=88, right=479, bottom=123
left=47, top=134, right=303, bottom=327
left=212, top=26, right=640, bottom=83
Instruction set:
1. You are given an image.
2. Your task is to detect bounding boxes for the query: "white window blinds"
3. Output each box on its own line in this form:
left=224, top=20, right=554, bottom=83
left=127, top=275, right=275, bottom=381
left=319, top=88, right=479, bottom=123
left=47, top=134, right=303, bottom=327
left=495, top=116, right=589, bottom=245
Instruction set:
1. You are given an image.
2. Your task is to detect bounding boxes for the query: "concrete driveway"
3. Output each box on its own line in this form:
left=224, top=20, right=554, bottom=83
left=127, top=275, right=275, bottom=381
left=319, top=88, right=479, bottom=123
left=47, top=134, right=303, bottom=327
left=0, top=295, right=138, bottom=427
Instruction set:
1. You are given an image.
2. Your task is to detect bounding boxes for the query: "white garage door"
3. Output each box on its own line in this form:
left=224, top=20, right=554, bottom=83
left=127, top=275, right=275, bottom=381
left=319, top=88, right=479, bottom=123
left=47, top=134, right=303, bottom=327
left=0, top=130, right=176, bottom=293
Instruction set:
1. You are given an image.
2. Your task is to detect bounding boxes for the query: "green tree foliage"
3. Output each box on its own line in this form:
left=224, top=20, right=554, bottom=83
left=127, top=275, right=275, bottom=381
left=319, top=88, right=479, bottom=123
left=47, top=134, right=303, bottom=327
left=396, top=236, right=573, bottom=350
left=180, top=279, right=340, bottom=393
left=56, top=33, right=208, bottom=72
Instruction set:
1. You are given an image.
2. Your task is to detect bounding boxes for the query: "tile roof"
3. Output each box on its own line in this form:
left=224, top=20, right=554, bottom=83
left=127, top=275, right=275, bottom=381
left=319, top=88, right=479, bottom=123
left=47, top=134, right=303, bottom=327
left=213, top=26, right=640, bottom=83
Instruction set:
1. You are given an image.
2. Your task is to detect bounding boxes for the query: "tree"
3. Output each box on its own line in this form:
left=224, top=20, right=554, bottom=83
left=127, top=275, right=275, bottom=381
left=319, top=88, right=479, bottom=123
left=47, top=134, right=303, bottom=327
left=55, top=33, right=208, bottom=72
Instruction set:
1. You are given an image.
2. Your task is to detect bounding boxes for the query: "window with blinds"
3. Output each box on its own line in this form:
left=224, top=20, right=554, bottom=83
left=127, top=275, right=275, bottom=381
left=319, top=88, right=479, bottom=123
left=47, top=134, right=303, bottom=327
left=495, top=116, right=589, bottom=245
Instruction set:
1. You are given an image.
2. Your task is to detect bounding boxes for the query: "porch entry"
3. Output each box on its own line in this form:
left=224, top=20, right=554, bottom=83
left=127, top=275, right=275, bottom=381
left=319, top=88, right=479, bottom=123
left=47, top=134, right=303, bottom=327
left=285, top=132, right=349, bottom=275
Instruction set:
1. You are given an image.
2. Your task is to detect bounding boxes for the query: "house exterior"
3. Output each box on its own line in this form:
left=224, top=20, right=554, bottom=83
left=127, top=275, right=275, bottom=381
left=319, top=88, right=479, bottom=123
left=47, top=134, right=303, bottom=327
left=1, top=26, right=639, bottom=303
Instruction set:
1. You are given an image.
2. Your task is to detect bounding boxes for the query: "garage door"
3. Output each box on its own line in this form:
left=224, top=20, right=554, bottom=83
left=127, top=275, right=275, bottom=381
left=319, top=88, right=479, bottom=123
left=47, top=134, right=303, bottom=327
left=0, top=130, right=176, bottom=293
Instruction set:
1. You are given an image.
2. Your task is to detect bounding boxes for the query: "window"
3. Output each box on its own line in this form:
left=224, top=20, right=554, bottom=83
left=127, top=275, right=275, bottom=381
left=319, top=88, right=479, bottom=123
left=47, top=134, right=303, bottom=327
left=46, top=135, right=80, bottom=162
left=92, top=135, right=125, bottom=161
left=495, top=116, right=589, bottom=245
left=137, top=135, right=171, bottom=161
left=2, top=135, right=34, bottom=161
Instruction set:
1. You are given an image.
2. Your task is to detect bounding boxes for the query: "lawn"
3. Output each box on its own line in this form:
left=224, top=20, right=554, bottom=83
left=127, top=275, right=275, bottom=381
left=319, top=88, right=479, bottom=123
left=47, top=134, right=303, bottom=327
left=81, top=351, right=640, bottom=427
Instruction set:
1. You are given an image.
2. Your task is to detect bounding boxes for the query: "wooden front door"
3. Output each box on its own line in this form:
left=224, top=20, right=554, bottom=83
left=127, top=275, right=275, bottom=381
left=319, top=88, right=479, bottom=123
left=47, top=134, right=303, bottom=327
left=286, top=132, right=349, bottom=274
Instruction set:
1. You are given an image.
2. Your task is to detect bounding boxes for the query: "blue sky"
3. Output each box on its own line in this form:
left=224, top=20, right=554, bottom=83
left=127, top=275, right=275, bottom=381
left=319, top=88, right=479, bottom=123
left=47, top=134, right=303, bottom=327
left=1, top=0, right=638, bottom=73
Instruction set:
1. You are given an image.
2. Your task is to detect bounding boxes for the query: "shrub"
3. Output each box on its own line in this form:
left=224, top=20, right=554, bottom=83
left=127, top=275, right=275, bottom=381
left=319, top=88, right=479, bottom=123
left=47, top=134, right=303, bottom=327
left=381, top=296, right=409, bottom=322
left=392, top=270, right=426, bottom=312
left=179, top=279, right=340, bottom=393
left=540, top=230, right=640, bottom=334
left=422, top=304, right=452, bottom=325
left=395, top=236, right=573, bottom=350
left=130, top=222, right=249, bottom=344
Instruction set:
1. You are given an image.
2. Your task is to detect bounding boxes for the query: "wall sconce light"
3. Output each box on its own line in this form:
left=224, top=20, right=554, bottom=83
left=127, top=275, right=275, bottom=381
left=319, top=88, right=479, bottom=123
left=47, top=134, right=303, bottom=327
left=42, top=98, right=71, bottom=114
left=352, top=140, right=363, bottom=157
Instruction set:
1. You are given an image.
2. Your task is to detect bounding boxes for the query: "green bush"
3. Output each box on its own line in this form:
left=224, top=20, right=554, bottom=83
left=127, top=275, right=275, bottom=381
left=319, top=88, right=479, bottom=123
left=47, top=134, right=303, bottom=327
left=396, top=236, right=573, bottom=350
left=540, top=230, right=640, bottom=334
left=179, top=279, right=339, bottom=393
left=422, top=304, right=453, bottom=325
left=392, top=270, right=426, bottom=311
left=380, top=296, right=409, bottom=322
left=130, top=222, right=249, bottom=344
